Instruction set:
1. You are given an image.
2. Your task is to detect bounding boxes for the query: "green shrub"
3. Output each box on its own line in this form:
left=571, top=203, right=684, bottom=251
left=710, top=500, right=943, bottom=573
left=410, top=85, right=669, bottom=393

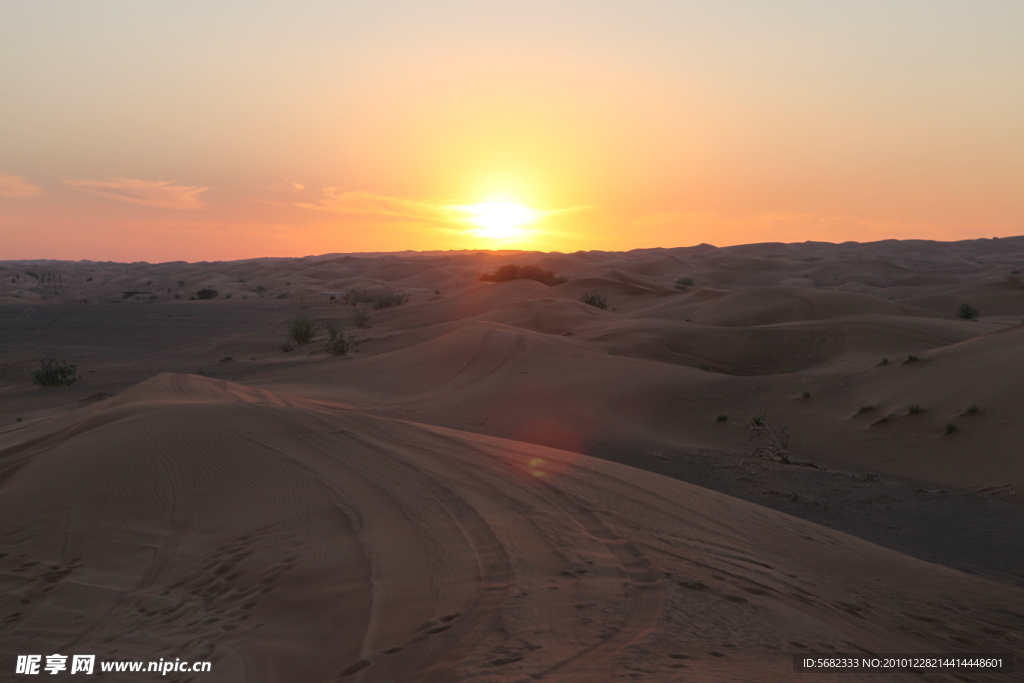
left=373, top=292, right=410, bottom=310
left=323, top=323, right=356, bottom=356
left=944, top=422, right=958, bottom=435
left=856, top=404, right=876, bottom=415
left=32, top=358, right=79, bottom=387
left=196, top=288, right=218, bottom=300
left=675, top=276, right=694, bottom=289
left=880, top=357, right=889, bottom=365
left=904, top=354, right=919, bottom=363
left=352, top=306, right=371, bottom=328
left=288, top=316, right=318, bottom=344
left=963, top=404, right=980, bottom=416
left=695, top=363, right=711, bottom=371
left=955, top=302, right=979, bottom=320
left=480, top=264, right=567, bottom=286
left=802, top=391, right=811, bottom=399
left=908, top=404, right=924, bottom=415
left=580, top=291, right=608, bottom=310
left=716, top=414, right=728, bottom=422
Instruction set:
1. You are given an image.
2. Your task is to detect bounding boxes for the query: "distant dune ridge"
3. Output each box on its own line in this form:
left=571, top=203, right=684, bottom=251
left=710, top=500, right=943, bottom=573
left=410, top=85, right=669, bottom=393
left=2, top=237, right=1024, bottom=681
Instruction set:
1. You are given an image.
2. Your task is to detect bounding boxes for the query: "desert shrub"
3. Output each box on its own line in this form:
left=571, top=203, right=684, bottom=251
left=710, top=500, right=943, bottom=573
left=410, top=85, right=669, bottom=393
left=802, top=391, right=811, bottom=399
left=122, top=290, right=141, bottom=299
left=963, top=404, right=980, bottom=416
left=747, top=407, right=792, bottom=463
left=880, top=357, right=889, bottom=365
left=288, top=316, right=318, bottom=344
left=224, top=293, right=232, bottom=299
left=373, top=292, right=410, bottom=310
left=908, top=404, right=924, bottom=415
left=955, top=302, right=979, bottom=320
left=148, top=294, right=158, bottom=300
left=342, top=288, right=375, bottom=305
left=716, top=414, right=728, bottom=422
left=323, top=323, right=356, bottom=356
left=945, top=422, right=958, bottom=435
left=694, top=363, right=711, bottom=371
left=675, top=276, right=694, bottom=289
left=178, top=279, right=185, bottom=287
left=856, top=404, right=876, bottom=415
left=352, top=306, right=371, bottom=328
left=480, top=264, right=567, bottom=286
left=255, top=284, right=266, bottom=293
left=173, top=292, right=181, bottom=299
left=280, top=340, right=294, bottom=352
left=277, top=292, right=288, bottom=299
left=32, top=358, right=79, bottom=387
left=196, top=288, right=218, bottom=300
left=904, top=354, right=919, bottom=363
left=580, top=291, right=608, bottom=310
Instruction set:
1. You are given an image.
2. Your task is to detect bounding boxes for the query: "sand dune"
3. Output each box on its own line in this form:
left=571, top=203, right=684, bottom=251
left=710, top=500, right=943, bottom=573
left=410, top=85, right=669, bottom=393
left=2, top=374, right=1021, bottom=682
left=3, top=238, right=1024, bottom=681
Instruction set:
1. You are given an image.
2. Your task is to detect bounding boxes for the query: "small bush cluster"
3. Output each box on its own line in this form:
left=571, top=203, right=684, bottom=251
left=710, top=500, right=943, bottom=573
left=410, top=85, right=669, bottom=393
left=196, top=288, right=218, bottom=300
left=955, top=302, right=979, bottom=320
left=323, top=323, right=356, bottom=356
left=32, top=358, right=79, bottom=387
left=480, top=264, right=567, bottom=287
left=675, top=276, right=694, bottom=289
left=580, top=291, right=608, bottom=310
left=352, top=306, right=371, bottom=328
left=288, top=316, right=319, bottom=344
left=373, top=292, right=410, bottom=310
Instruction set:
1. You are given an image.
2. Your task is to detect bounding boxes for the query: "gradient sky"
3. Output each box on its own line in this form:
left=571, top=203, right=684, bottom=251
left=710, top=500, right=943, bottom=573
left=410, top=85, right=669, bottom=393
left=2, top=0, right=1022, bottom=261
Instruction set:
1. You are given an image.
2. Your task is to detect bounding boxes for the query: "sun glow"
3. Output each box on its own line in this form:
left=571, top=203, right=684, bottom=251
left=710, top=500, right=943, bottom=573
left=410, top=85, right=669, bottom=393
left=457, top=201, right=540, bottom=240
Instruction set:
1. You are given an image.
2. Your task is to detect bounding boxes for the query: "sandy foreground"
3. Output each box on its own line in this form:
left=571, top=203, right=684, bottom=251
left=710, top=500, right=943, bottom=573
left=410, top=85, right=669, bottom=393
left=1, top=239, right=1023, bottom=681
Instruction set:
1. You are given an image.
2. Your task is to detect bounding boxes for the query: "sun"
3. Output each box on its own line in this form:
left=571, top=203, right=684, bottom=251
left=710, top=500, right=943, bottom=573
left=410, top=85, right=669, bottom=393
left=458, top=201, right=539, bottom=240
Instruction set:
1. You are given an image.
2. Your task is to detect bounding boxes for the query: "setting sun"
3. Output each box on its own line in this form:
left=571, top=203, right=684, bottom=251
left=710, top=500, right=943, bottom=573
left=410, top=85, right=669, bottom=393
left=457, top=201, right=539, bottom=240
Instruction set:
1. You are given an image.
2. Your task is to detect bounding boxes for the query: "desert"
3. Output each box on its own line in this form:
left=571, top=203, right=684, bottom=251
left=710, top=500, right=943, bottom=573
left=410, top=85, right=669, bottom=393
left=5, top=1, right=1023, bottom=679
left=2, top=239, right=1023, bottom=681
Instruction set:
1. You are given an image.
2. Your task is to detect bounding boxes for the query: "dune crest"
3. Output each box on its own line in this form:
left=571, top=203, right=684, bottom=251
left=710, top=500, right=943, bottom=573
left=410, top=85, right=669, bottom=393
left=2, top=373, right=1021, bottom=681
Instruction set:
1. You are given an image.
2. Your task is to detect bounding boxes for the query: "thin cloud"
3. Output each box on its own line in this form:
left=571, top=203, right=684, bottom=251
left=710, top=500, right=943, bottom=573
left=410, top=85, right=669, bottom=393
left=297, top=189, right=591, bottom=235
left=0, top=175, right=44, bottom=198
left=65, top=178, right=208, bottom=209
left=296, top=189, right=456, bottom=224
left=272, top=180, right=305, bottom=193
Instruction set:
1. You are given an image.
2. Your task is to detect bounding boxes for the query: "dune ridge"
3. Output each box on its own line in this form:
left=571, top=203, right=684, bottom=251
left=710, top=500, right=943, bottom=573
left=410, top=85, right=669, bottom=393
left=2, top=374, right=1022, bottom=681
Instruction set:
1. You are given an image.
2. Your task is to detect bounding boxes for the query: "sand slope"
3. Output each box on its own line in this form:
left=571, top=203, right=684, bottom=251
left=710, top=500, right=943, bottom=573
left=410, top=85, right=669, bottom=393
left=2, top=374, right=1022, bottom=682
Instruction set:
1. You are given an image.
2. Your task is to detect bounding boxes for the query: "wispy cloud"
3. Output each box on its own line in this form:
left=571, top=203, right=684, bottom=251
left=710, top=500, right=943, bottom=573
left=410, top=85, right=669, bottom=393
left=297, top=189, right=592, bottom=236
left=272, top=180, right=305, bottom=194
left=296, top=189, right=456, bottom=224
left=0, top=175, right=44, bottom=198
left=65, top=178, right=208, bottom=209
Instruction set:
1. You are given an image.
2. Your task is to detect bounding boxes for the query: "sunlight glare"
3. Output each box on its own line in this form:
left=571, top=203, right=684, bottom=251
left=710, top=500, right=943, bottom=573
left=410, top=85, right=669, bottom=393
left=458, top=201, right=539, bottom=240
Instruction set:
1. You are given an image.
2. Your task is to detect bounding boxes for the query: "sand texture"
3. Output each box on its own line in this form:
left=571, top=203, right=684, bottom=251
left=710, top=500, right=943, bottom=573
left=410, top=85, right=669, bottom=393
left=2, top=238, right=1024, bottom=681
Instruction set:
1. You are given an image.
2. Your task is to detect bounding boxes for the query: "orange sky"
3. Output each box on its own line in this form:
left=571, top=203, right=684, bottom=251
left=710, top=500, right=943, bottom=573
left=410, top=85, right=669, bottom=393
left=2, top=1, right=1022, bottom=261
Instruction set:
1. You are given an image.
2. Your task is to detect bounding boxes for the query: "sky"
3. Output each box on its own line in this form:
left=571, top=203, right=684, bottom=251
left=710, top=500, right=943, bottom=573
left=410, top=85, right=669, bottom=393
left=2, top=0, right=1022, bottom=261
